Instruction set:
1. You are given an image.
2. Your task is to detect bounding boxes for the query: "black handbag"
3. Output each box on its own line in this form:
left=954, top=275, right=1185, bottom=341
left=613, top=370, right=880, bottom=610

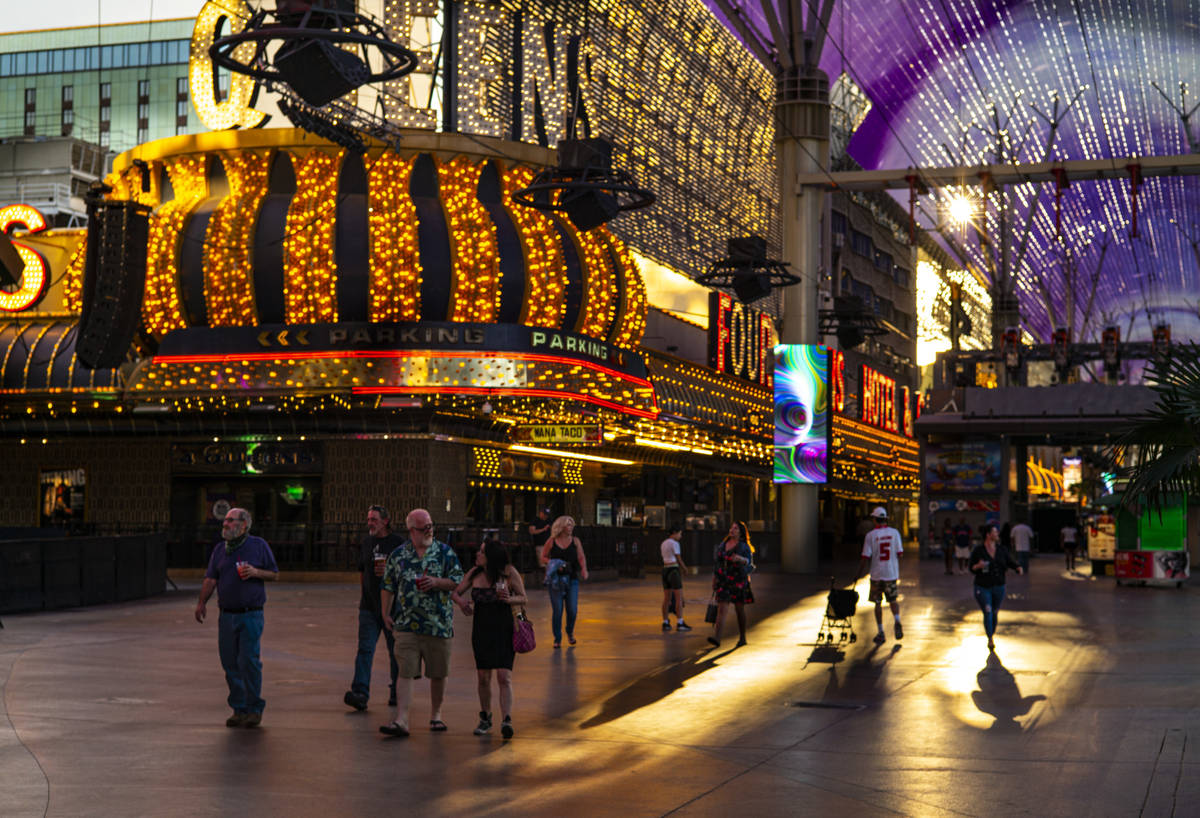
left=704, top=594, right=718, bottom=623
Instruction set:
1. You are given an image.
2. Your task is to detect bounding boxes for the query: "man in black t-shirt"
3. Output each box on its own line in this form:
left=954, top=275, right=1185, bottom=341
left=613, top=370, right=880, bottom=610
left=528, top=508, right=551, bottom=545
left=344, top=505, right=405, bottom=711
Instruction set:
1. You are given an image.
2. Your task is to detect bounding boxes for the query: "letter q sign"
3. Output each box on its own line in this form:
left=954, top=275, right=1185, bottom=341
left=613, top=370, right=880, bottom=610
left=0, top=204, right=50, bottom=312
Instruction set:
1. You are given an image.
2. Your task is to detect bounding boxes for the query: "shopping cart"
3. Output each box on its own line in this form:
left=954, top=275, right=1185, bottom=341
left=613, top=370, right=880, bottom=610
left=816, top=577, right=858, bottom=646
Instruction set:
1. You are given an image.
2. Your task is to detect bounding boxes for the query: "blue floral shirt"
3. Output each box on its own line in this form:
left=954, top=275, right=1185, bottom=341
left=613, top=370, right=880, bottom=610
left=380, top=539, right=464, bottom=638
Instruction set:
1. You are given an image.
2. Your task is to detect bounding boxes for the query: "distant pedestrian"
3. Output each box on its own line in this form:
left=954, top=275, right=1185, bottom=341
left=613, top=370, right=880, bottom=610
left=707, top=521, right=755, bottom=648
left=942, top=520, right=955, bottom=575
left=539, top=516, right=589, bottom=648
left=1061, top=521, right=1079, bottom=572
left=1010, top=519, right=1034, bottom=574
left=971, top=524, right=1023, bottom=651
left=528, top=508, right=551, bottom=545
left=378, top=509, right=465, bottom=737
left=954, top=518, right=972, bottom=574
left=194, top=508, right=279, bottom=728
left=856, top=507, right=903, bottom=645
left=660, top=525, right=691, bottom=632
left=344, top=505, right=403, bottom=712
left=455, top=540, right=527, bottom=739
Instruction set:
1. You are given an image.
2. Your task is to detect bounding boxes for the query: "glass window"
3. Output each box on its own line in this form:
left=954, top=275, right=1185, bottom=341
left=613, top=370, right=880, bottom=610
left=851, top=229, right=872, bottom=257
left=24, top=110, right=35, bottom=128
left=99, top=130, right=110, bottom=148
left=25, top=87, right=35, bottom=105
left=36, top=51, right=47, bottom=73
left=62, top=109, right=74, bottom=125
left=14, top=53, right=26, bottom=75
left=176, top=122, right=188, bottom=136
left=62, top=49, right=74, bottom=72
left=62, top=85, right=73, bottom=103
left=87, top=47, right=99, bottom=70
left=138, top=79, right=150, bottom=98
left=0, top=54, right=11, bottom=76
left=137, top=126, right=148, bottom=144
left=831, top=210, right=847, bottom=236
left=51, top=50, right=62, bottom=72
left=100, top=82, right=111, bottom=101
left=100, top=106, right=110, bottom=123
left=177, top=76, right=188, bottom=96
left=894, top=268, right=909, bottom=289
left=176, top=99, right=188, bottom=117
left=138, top=102, right=149, bottom=119
left=101, top=45, right=113, bottom=67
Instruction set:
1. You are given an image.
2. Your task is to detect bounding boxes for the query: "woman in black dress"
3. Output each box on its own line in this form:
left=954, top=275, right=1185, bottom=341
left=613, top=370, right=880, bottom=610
left=455, top=539, right=527, bottom=738
left=707, top=521, right=755, bottom=648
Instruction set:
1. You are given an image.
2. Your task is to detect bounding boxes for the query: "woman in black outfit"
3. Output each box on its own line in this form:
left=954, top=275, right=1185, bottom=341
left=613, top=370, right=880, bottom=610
left=456, top=540, right=527, bottom=738
left=970, top=524, right=1023, bottom=651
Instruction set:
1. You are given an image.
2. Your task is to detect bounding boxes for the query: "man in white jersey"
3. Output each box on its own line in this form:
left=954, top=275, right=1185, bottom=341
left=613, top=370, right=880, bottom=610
left=1010, top=519, right=1034, bottom=575
left=856, top=507, right=903, bottom=645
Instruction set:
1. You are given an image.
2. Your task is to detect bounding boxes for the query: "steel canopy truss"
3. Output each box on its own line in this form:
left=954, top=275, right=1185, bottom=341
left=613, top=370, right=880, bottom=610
left=704, top=0, right=1200, bottom=345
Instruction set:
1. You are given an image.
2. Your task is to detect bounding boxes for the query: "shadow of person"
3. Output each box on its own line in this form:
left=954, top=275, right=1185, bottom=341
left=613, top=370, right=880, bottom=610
left=970, top=650, right=1046, bottom=732
left=578, top=647, right=732, bottom=728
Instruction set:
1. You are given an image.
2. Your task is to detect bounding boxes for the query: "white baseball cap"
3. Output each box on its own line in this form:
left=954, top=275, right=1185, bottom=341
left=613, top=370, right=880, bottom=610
left=870, top=507, right=888, bottom=519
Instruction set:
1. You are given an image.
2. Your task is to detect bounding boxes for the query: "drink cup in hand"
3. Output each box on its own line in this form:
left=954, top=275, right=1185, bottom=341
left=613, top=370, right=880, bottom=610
left=496, top=579, right=508, bottom=600
left=236, top=561, right=251, bottom=580
left=417, top=572, right=432, bottom=592
left=374, top=554, right=386, bottom=577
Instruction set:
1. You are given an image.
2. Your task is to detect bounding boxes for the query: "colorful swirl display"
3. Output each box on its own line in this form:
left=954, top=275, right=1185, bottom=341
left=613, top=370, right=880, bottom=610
left=773, top=344, right=829, bottom=484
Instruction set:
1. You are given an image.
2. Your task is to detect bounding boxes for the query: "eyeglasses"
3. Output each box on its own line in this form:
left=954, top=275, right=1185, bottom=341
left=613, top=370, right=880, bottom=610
left=408, top=524, right=433, bottom=533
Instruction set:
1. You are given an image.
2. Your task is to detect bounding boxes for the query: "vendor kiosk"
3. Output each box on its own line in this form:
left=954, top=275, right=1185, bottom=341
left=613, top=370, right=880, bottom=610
left=1112, top=497, right=1191, bottom=587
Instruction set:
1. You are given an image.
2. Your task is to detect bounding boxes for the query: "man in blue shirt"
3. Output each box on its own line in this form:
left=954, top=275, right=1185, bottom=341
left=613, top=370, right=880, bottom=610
left=195, top=508, right=279, bottom=728
left=378, top=508, right=464, bottom=737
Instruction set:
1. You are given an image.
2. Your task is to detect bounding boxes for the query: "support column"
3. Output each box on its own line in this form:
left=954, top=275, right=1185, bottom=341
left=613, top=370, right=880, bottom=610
left=776, top=66, right=829, bottom=574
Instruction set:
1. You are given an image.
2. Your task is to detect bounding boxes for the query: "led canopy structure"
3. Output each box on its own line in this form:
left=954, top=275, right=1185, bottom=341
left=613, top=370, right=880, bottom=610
left=773, top=344, right=829, bottom=484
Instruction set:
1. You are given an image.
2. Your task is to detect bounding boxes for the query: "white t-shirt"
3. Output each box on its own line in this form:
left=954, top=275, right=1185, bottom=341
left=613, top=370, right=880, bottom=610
left=1061, top=526, right=1078, bottom=544
left=1011, top=523, right=1033, bottom=552
left=861, top=526, right=902, bottom=581
left=660, top=537, right=681, bottom=566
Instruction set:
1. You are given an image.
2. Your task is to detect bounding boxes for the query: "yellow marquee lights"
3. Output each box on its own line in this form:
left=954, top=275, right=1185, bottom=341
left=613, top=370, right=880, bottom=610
left=572, top=227, right=618, bottom=340
left=440, top=156, right=500, bottom=323
left=61, top=238, right=86, bottom=312
left=189, top=0, right=268, bottom=131
left=205, top=151, right=271, bottom=326
left=605, top=234, right=646, bottom=349
left=509, top=444, right=634, bottom=466
left=367, top=152, right=422, bottom=321
left=144, top=155, right=207, bottom=338
left=502, top=164, right=566, bottom=328
left=284, top=150, right=342, bottom=324
left=380, top=0, right=441, bottom=130
left=0, top=205, right=50, bottom=312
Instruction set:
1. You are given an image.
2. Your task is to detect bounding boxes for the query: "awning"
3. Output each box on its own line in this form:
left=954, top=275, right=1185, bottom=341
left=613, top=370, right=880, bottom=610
left=0, top=321, right=122, bottom=394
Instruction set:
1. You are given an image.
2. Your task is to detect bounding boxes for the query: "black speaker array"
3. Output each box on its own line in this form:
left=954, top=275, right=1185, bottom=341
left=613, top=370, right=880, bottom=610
left=76, top=199, right=150, bottom=369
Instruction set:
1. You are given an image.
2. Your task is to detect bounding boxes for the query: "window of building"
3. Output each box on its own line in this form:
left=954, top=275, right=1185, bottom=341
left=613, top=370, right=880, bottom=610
left=62, top=85, right=73, bottom=104
left=850, top=229, right=872, bottom=257
left=24, top=110, right=36, bottom=136
left=831, top=210, right=847, bottom=237
left=100, top=82, right=111, bottom=103
left=61, top=107, right=74, bottom=136
left=874, top=250, right=893, bottom=275
left=138, top=102, right=149, bottom=120
left=100, top=106, right=111, bottom=123
left=99, top=130, right=110, bottom=148
left=24, top=87, right=36, bottom=106
left=137, top=126, right=149, bottom=144
left=138, top=79, right=150, bottom=99
left=177, top=76, right=188, bottom=97
left=894, top=267, right=910, bottom=289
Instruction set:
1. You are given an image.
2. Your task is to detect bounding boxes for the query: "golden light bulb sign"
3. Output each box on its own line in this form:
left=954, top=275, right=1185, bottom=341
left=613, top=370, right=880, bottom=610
left=190, top=0, right=268, bottom=131
left=0, top=204, right=50, bottom=312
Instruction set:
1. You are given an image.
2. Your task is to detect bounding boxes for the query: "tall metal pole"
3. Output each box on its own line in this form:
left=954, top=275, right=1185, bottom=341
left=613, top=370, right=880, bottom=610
left=776, top=64, right=829, bottom=573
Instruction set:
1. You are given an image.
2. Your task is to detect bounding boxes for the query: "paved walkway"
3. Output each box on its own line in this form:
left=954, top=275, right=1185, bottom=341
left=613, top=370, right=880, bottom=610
left=2, top=553, right=1198, bottom=817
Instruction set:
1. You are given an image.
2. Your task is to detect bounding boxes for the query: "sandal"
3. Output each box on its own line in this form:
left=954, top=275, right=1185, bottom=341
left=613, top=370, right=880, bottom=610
left=379, top=721, right=409, bottom=737
left=429, top=719, right=448, bottom=732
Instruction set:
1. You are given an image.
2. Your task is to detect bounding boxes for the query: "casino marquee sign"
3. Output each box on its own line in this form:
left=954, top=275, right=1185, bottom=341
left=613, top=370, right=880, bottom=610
left=128, top=321, right=659, bottom=419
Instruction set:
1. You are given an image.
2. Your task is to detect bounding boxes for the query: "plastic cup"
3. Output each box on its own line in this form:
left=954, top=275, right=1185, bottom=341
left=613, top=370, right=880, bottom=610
left=374, top=554, right=386, bottom=576
left=236, top=561, right=249, bottom=579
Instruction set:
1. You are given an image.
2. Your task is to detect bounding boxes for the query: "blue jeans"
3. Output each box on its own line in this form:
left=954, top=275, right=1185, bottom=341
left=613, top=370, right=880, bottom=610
left=973, top=584, right=1006, bottom=639
left=218, top=610, right=265, bottom=714
left=1017, top=551, right=1030, bottom=574
left=351, top=608, right=398, bottom=700
left=548, top=578, right=579, bottom=643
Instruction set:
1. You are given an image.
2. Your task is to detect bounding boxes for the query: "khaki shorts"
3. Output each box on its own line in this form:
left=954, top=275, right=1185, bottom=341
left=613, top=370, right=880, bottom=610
left=868, top=579, right=899, bottom=603
left=392, top=631, right=452, bottom=679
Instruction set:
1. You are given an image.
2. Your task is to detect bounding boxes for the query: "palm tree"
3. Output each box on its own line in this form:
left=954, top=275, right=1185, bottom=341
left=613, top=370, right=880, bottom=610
left=1108, top=345, right=1200, bottom=510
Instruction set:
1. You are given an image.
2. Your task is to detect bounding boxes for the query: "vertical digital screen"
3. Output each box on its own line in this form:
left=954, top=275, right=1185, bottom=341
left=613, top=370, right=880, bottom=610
left=773, top=344, right=829, bottom=484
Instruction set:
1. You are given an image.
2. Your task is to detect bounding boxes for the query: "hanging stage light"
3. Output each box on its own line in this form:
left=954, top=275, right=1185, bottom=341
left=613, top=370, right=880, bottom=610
left=511, top=138, right=656, bottom=231
left=817, top=294, right=887, bottom=350
left=695, top=236, right=801, bottom=304
left=209, top=1, right=418, bottom=108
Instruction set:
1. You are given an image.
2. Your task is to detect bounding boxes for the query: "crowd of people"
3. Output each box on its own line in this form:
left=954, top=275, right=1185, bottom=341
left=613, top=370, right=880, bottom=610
left=195, top=505, right=759, bottom=736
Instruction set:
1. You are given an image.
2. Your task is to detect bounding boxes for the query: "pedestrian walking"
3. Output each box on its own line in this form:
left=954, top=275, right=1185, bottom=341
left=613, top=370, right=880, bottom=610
left=660, top=525, right=691, bottom=632
left=343, top=505, right=404, bottom=712
left=970, top=524, right=1024, bottom=651
left=856, top=507, right=903, bottom=645
left=539, top=515, right=589, bottom=648
left=941, top=519, right=955, bottom=575
left=954, top=518, right=972, bottom=574
left=455, top=539, right=527, bottom=739
left=194, top=508, right=279, bottom=728
left=1061, top=520, right=1079, bottom=572
left=1010, top=519, right=1034, bottom=574
left=707, top=521, right=755, bottom=648
left=378, top=509, right=465, bottom=737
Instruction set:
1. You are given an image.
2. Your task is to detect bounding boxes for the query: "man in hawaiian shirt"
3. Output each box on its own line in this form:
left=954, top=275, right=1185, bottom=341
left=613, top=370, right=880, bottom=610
left=378, top=508, right=465, bottom=737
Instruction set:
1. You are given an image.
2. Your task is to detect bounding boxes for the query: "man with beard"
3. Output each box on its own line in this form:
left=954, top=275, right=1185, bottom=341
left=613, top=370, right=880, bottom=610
left=195, top=508, right=279, bottom=728
left=378, top=509, right=465, bottom=737
left=344, top=505, right=404, bottom=711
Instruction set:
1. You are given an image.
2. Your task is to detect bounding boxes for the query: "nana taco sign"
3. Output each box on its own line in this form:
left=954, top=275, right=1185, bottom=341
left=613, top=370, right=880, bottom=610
left=513, top=424, right=602, bottom=445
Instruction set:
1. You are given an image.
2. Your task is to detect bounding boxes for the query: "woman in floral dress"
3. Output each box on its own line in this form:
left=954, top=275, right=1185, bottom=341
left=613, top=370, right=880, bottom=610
left=707, top=521, right=755, bottom=648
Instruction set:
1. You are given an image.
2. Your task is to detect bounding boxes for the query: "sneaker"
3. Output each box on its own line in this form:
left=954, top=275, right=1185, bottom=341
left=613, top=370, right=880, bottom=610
left=226, top=712, right=247, bottom=728
left=473, top=711, right=492, bottom=735
left=894, top=622, right=903, bottom=639
left=500, top=716, right=514, bottom=739
left=662, top=621, right=672, bottom=631
left=243, top=712, right=262, bottom=728
left=343, top=690, right=367, bottom=711
left=873, top=632, right=886, bottom=645
left=676, top=622, right=692, bottom=632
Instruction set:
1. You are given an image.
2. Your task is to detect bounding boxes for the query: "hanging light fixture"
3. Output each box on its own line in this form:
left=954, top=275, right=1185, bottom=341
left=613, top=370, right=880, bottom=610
left=695, top=236, right=800, bottom=303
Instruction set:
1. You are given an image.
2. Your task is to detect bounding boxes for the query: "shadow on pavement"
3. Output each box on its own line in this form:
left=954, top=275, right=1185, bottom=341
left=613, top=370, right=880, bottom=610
left=971, top=650, right=1047, bottom=732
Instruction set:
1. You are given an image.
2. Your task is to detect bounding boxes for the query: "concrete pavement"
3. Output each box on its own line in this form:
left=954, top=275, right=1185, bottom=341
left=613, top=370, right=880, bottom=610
left=2, top=553, right=1198, bottom=817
